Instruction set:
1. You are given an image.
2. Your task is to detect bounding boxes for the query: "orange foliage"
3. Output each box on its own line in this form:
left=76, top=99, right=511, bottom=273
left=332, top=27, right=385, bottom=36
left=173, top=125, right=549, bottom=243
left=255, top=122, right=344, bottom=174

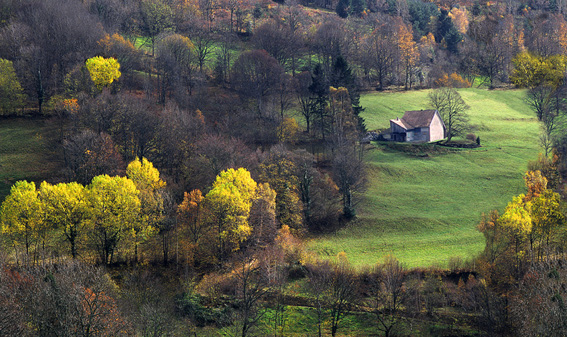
left=98, top=33, right=136, bottom=57
left=449, top=7, right=469, bottom=34
left=524, top=170, right=547, bottom=202
left=434, top=72, right=471, bottom=88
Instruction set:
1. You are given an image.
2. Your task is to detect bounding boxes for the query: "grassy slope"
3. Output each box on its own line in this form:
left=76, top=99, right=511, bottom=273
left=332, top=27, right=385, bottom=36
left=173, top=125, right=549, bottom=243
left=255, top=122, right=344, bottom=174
left=308, top=88, right=540, bottom=268
left=0, top=118, right=62, bottom=201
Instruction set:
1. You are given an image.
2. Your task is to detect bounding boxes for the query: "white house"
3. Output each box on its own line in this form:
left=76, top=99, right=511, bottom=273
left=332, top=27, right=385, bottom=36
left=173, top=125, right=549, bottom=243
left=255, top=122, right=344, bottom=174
left=390, top=110, right=446, bottom=142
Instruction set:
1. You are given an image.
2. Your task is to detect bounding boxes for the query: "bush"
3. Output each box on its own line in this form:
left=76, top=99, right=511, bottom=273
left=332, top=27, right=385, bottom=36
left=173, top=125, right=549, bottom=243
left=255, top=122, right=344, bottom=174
left=434, top=72, right=471, bottom=88
left=177, top=293, right=233, bottom=327
left=466, top=133, right=477, bottom=142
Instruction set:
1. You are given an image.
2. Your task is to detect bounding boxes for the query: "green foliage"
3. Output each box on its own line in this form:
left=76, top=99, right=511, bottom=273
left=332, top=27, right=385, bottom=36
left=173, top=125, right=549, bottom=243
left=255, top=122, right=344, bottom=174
left=0, top=58, right=26, bottom=115
left=408, top=0, right=437, bottom=36
left=177, top=292, right=233, bottom=327
left=85, top=56, right=121, bottom=90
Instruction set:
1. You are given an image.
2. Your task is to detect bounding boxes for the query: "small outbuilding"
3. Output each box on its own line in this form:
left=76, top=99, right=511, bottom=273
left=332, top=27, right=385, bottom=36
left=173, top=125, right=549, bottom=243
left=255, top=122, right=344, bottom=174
left=390, top=110, right=446, bottom=142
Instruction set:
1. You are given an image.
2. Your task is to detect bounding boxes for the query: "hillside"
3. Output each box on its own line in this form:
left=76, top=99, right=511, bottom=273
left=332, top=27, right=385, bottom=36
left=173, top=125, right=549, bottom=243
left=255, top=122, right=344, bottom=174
left=308, top=88, right=540, bottom=268
left=0, top=118, right=63, bottom=201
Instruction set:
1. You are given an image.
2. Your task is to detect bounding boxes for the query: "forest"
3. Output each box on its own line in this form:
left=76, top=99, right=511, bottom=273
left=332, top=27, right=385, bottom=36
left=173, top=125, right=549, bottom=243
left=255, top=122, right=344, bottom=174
left=2, top=0, right=567, bottom=335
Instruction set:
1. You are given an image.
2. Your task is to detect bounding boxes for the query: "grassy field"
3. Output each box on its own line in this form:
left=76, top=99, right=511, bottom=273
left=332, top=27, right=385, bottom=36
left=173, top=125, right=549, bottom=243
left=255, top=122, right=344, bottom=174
left=0, top=118, right=62, bottom=201
left=308, top=88, right=541, bottom=268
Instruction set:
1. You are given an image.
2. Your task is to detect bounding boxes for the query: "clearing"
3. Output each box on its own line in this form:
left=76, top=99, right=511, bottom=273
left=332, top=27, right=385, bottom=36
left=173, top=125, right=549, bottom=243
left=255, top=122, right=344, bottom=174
left=308, top=88, right=540, bottom=268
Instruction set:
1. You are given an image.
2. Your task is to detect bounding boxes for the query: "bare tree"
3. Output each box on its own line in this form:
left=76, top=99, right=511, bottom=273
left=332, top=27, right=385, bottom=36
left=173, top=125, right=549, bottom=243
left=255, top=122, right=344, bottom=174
left=306, top=261, right=332, bottom=337
left=428, top=87, right=470, bottom=142
left=232, top=251, right=270, bottom=337
left=328, top=254, right=359, bottom=337
left=231, top=49, right=284, bottom=117
left=370, top=256, right=407, bottom=337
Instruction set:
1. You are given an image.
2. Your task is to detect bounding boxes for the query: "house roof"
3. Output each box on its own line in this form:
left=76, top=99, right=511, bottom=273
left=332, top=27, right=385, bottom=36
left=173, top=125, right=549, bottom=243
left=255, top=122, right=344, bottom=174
left=390, top=110, right=438, bottom=130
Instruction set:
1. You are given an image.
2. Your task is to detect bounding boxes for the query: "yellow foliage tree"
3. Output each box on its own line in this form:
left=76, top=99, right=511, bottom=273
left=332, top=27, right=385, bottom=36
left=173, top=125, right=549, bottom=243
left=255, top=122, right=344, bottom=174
left=87, top=175, right=141, bottom=265
left=511, top=52, right=567, bottom=88
left=126, top=157, right=164, bottom=260
left=0, top=181, right=46, bottom=260
left=204, top=168, right=257, bottom=263
left=449, top=7, right=469, bottom=34
left=278, top=117, right=300, bottom=144
left=394, top=18, right=418, bottom=89
left=39, top=181, right=88, bottom=259
left=85, top=56, right=121, bottom=90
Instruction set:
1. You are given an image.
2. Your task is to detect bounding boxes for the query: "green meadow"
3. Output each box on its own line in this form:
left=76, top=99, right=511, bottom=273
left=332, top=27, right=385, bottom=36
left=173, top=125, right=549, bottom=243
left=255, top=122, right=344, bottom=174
left=0, top=118, right=62, bottom=201
left=308, top=88, right=541, bottom=268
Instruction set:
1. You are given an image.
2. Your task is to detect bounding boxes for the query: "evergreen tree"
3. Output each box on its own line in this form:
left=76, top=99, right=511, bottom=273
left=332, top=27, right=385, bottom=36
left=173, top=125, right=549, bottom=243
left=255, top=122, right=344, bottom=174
left=445, top=26, right=462, bottom=54
left=336, top=0, right=350, bottom=18
left=309, top=64, right=331, bottom=141
left=331, top=57, right=366, bottom=135
left=350, top=0, right=366, bottom=16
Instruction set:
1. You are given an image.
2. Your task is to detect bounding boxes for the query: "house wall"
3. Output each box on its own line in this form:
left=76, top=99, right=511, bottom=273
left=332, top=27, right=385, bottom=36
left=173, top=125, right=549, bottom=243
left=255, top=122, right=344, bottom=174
left=390, top=121, right=406, bottom=134
left=429, top=112, right=445, bottom=141
left=407, top=127, right=429, bottom=142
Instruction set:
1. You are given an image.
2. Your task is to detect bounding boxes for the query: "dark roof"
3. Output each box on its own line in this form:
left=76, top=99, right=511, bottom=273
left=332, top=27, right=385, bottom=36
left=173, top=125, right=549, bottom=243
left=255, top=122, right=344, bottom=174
left=398, top=110, right=438, bottom=129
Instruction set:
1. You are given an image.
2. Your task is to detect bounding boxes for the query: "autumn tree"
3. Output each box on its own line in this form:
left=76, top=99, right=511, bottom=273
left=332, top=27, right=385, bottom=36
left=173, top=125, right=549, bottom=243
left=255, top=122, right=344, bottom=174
left=312, top=18, right=348, bottom=74
left=177, top=189, right=205, bottom=265
left=511, top=52, right=567, bottom=89
left=330, top=57, right=365, bottom=133
left=526, top=14, right=567, bottom=57
left=306, top=260, right=333, bottom=337
left=367, top=19, right=396, bottom=90
left=97, top=33, right=142, bottom=85
left=140, top=0, right=174, bottom=56
left=231, top=251, right=272, bottom=337
left=249, top=183, right=277, bottom=246
left=4, top=0, right=103, bottom=113
left=393, top=18, right=418, bottom=89
left=0, top=181, right=45, bottom=261
left=156, top=34, right=195, bottom=103
left=87, top=174, right=141, bottom=265
left=63, top=130, right=124, bottom=185
left=329, top=253, right=359, bottom=337
left=252, top=19, right=297, bottom=71
left=19, top=261, right=132, bottom=336
left=189, top=22, right=216, bottom=73
left=231, top=49, right=284, bottom=116
left=203, top=168, right=257, bottom=263
left=126, top=157, right=165, bottom=261
left=39, top=181, right=88, bottom=259
left=428, top=87, right=470, bottom=141
left=85, top=56, right=121, bottom=91
left=0, top=58, right=25, bottom=115
left=257, top=148, right=304, bottom=232
left=511, top=260, right=567, bottom=336
left=295, top=71, right=315, bottom=133
left=370, top=255, right=407, bottom=337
